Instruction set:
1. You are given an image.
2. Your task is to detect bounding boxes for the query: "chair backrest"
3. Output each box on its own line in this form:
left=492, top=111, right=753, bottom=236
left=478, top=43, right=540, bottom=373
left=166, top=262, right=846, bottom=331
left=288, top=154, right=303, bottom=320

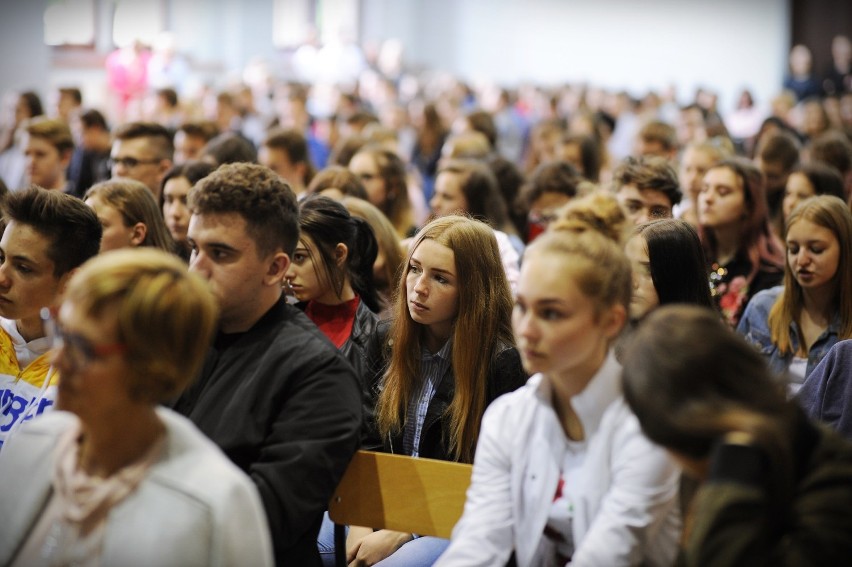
left=328, top=450, right=473, bottom=539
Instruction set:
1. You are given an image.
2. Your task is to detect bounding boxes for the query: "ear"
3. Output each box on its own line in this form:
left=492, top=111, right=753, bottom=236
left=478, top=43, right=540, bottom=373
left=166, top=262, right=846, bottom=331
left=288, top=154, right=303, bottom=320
left=263, top=251, right=291, bottom=287
left=602, top=303, right=627, bottom=341
left=295, top=161, right=308, bottom=184
left=334, top=243, right=349, bottom=268
left=157, top=158, right=174, bottom=177
left=129, top=222, right=147, bottom=246
left=60, top=148, right=73, bottom=169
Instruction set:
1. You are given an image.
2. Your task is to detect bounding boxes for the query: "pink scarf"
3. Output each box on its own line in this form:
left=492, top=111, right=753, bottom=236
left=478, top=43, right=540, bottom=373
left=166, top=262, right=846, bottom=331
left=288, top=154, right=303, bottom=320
left=44, top=421, right=164, bottom=564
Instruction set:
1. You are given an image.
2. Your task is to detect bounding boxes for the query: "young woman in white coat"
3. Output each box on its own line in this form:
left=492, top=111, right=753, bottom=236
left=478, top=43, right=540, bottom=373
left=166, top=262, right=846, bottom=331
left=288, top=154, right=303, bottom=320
left=436, top=192, right=681, bottom=567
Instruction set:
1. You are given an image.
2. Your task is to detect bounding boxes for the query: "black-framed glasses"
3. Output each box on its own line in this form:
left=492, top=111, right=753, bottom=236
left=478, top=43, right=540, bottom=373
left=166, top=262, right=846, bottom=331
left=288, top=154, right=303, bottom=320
left=108, top=156, right=162, bottom=169
left=42, top=308, right=126, bottom=369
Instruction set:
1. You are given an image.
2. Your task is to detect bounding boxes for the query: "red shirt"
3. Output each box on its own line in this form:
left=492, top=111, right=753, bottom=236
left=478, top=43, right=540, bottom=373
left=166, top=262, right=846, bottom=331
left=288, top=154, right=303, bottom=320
left=304, top=296, right=360, bottom=348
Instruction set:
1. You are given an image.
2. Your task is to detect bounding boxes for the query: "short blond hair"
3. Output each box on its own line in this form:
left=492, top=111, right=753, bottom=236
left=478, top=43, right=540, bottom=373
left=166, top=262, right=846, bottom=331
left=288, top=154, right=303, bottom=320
left=63, top=248, right=218, bottom=403
left=25, top=116, right=74, bottom=154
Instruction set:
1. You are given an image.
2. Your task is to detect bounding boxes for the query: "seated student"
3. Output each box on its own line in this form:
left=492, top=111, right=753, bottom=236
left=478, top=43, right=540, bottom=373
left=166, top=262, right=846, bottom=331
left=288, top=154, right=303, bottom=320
left=343, top=215, right=527, bottom=567
left=634, top=119, right=679, bottom=161
left=0, top=187, right=101, bottom=450
left=260, top=128, right=317, bottom=199
left=348, top=144, right=417, bottom=238
left=160, top=160, right=216, bottom=261
left=0, top=249, right=273, bottom=566
left=66, top=109, right=112, bottom=198
left=84, top=179, right=175, bottom=253
left=110, top=121, right=174, bottom=202
left=436, top=192, right=681, bottom=567
left=738, top=195, right=852, bottom=393
left=23, top=117, right=75, bottom=193
left=612, top=155, right=682, bottom=226
left=519, top=160, right=587, bottom=243
left=798, top=339, right=852, bottom=439
left=306, top=165, right=370, bottom=201
left=341, top=196, right=405, bottom=318
left=286, top=194, right=381, bottom=376
left=782, top=162, right=846, bottom=222
left=429, top=158, right=521, bottom=292
left=621, top=305, right=852, bottom=566
left=755, top=131, right=801, bottom=237
left=698, top=157, right=785, bottom=328
left=676, top=139, right=732, bottom=227
left=809, top=131, right=852, bottom=199
left=199, top=131, right=258, bottom=166
left=173, top=120, right=219, bottom=164
left=624, top=218, right=715, bottom=324
left=172, top=162, right=362, bottom=566
left=557, top=132, right=602, bottom=183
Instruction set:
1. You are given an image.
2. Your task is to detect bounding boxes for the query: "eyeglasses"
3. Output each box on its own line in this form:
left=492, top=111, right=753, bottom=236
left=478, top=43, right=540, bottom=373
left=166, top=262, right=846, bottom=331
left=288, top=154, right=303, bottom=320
left=42, top=308, right=126, bottom=369
left=108, top=156, right=162, bottom=169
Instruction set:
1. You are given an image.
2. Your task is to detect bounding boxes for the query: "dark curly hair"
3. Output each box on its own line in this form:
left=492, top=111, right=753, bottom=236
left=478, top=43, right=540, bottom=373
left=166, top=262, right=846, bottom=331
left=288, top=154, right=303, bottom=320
left=188, top=162, right=299, bottom=257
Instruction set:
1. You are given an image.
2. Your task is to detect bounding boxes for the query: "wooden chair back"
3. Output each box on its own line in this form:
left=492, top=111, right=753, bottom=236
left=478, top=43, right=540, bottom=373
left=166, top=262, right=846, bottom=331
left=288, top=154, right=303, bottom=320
left=329, top=450, right=473, bottom=538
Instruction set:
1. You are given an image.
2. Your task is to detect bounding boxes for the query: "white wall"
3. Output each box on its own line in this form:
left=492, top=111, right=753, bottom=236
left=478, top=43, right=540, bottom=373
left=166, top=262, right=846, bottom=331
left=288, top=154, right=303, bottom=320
left=362, top=0, right=790, bottom=111
left=1, top=0, right=790, bottom=116
left=0, top=0, right=52, bottom=95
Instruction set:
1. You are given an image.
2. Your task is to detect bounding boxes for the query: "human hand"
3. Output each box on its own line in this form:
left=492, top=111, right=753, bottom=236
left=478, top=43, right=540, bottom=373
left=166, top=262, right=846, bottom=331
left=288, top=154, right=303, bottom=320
left=347, top=529, right=414, bottom=567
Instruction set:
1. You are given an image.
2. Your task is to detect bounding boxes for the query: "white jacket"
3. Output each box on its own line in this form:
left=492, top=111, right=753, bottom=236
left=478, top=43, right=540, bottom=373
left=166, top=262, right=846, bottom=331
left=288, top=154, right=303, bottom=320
left=437, top=352, right=681, bottom=567
left=0, top=408, right=274, bottom=567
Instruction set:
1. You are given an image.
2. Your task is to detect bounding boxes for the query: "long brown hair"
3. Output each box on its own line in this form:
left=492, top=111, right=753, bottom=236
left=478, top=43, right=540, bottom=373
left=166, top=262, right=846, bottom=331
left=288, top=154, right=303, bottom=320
left=375, top=215, right=514, bottom=462
left=769, top=195, right=852, bottom=354
left=699, top=158, right=785, bottom=282
left=85, top=179, right=176, bottom=254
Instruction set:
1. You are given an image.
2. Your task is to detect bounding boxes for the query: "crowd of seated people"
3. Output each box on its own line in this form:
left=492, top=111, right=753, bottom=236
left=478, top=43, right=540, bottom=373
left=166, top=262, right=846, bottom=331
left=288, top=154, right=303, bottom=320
left=0, top=31, right=851, bottom=567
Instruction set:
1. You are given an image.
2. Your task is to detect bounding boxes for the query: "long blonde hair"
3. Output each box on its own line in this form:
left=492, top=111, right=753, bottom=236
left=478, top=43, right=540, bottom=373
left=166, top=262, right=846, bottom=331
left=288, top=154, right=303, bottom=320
left=375, top=215, right=514, bottom=462
left=768, top=195, right=852, bottom=354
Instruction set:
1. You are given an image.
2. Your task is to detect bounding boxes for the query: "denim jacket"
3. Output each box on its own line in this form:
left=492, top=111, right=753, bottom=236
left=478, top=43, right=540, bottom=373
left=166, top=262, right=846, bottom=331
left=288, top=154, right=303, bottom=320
left=737, top=286, right=841, bottom=381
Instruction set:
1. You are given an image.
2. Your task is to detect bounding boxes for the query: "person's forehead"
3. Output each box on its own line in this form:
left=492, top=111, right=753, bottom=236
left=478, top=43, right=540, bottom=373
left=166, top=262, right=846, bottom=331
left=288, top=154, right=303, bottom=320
left=1, top=221, right=57, bottom=265
left=113, top=136, right=156, bottom=157
left=176, top=131, right=205, bottom=145
left=261, top=146, right=293, bottom=165
left=619, top=184, right=671, bottom=206
left=190, top=211, right=253, bottom=242
left=530, top=191, right=571, bottom=211
left=25, top=135, right=58, bottom=151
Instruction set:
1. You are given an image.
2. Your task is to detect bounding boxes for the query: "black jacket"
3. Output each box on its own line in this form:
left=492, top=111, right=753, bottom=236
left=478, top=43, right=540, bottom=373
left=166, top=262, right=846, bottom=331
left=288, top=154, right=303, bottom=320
left=172, top=297, right=362, bottom=567
left=361, top=320, right=527, bottom=462
left=678, top=410, right=852, bottom=566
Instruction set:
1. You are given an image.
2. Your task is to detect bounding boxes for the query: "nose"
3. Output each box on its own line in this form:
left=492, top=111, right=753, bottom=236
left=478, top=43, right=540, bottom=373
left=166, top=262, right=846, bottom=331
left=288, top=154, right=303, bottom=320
left=796, top=249, right=812, bottom=266
left=429, top=194, right=439, bottom=212
left=188, top=249, right=209, bottom=278
left=413, top=273, right=428, bottom=296
left=636, top=210, right=650, bottom=225
left=514, top=310, right=538, bottom=342
left=0, top=262, right=12, bottom=289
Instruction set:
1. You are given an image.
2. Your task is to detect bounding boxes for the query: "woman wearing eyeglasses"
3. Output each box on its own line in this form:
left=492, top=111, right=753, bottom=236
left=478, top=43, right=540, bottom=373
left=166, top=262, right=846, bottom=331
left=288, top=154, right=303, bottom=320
left=0, top=249, right=273, bottom=566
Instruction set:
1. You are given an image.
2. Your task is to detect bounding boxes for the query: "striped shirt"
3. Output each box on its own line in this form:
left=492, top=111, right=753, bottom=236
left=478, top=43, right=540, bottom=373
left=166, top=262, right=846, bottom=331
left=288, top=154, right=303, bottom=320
left=403, top=340, right=453, bottom=457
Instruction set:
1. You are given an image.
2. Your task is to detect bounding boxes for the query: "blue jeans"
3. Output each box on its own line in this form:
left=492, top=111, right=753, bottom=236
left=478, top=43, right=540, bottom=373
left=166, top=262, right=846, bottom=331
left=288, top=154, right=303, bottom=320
left=318, top=512, right=449, bottom=567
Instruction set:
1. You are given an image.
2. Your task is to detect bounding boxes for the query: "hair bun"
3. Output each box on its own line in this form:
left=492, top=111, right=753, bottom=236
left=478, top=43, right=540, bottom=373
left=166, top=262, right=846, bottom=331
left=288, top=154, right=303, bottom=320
left=551, top=191, right=628, bottom=245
